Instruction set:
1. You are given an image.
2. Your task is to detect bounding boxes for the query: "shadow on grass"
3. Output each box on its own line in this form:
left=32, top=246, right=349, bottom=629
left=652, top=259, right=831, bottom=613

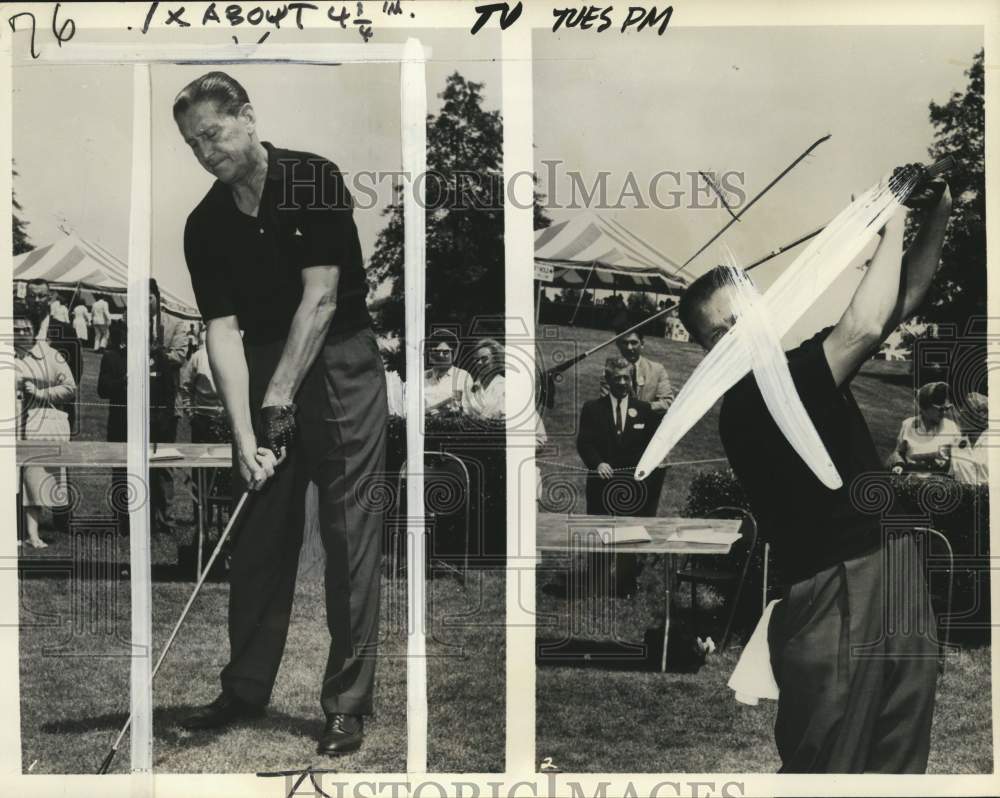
left=537, top=637, right=655, bottom=671
left=537, top=623, right=714, bottom=675
left=41, top=704, right=323, bottom=744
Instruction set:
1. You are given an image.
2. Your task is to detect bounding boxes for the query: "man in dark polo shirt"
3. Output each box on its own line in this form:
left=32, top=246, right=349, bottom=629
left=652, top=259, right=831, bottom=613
left=676, top=167, right=952, bottom=772
left=173, top=71, right=386, bottom=756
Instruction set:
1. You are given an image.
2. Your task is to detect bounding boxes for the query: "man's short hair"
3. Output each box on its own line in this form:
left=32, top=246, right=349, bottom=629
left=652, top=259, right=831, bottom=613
left=27, top=278, right=50, bottom=291
left=173, top=71, right=251, bottom=119
left=428, top=329, right=459, bottom=351
left=604, top=355, right=633, bottom=378
left=677, top=265, right=740, bottom=341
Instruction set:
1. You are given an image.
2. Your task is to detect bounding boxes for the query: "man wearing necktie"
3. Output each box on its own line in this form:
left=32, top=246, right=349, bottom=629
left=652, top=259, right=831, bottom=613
left=599, top=324, right=674, bottom=515
left=577, top=357, right=657, bottom=595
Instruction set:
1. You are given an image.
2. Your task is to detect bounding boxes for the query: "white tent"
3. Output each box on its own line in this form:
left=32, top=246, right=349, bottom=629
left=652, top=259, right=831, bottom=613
left=534, top=212, right=687, bottom=295
left=13, top=232, right=200, bottom=318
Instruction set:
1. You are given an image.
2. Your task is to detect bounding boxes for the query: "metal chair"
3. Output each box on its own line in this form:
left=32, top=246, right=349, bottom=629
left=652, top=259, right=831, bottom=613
left=915, top=526, right=954, bottom=675
left=675, top=506, right=758, bottom=652
left=394, top=451, right=472, bottom=583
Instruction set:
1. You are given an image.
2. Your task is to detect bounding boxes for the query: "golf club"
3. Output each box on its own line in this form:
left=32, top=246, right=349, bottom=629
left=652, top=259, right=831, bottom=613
left=96, top=490, right=251, bottom=774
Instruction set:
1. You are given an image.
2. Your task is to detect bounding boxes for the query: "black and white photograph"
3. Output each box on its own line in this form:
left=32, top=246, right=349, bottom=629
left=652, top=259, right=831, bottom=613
left=2, top=1, right=998, bottom=796
left=532, top=25, right=991, bottom=774
left=11, top=21, right=506, bottom=776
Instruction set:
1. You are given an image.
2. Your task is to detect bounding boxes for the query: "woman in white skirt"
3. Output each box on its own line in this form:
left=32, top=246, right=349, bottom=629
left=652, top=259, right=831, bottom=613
left=71, top=301, right=92, bottom=343
left=15, top=313, right=76, bottom=549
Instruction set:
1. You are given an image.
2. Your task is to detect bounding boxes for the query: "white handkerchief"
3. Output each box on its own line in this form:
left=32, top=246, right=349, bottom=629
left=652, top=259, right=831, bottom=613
left=728, top=598, right=781, bottom=705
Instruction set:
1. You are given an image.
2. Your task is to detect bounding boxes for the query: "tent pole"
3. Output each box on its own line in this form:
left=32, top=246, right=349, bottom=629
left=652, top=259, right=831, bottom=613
left=569, top=259, right=597, bottom=327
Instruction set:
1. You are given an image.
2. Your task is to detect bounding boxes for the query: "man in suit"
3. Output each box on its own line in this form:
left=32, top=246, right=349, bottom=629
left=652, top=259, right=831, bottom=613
left=149, top=278, right=190, bottom=536
left=25, top=279, right=82, bottom=535
left=599, top=323, right=674, bottom=514
left=602, top=324, right=675, bottom=411
left=577, top=356, right=657, bottom=595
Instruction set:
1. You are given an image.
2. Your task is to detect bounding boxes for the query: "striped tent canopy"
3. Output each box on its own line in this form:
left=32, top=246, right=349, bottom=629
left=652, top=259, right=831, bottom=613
left=13, top=233, right=200, bottom=319
left=534, top=213, right=687, bottom=294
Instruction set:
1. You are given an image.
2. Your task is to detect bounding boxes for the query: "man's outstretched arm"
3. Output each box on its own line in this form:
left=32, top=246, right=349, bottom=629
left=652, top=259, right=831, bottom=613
left=824, top=181, right=951, bottom=387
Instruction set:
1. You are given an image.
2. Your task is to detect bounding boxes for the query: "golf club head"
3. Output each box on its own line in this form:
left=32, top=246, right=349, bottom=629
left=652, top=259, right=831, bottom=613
left=97, top=747, right=117, bottom=774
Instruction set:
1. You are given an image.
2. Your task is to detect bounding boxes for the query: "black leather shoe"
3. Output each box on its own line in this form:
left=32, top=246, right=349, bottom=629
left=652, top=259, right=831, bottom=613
left=317, top=713, right=364, bottom=755
left=180, top=692, right=265, bottom=731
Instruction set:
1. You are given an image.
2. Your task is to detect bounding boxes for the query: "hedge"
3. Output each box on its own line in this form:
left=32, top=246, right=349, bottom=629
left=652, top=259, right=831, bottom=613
left=683, top=468, right=990, bottom=644
left=386, top=413, right=507, bottom=567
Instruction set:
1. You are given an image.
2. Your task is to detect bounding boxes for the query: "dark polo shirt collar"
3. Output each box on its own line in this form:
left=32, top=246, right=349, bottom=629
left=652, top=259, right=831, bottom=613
left=184, top=141, right=371, bottom=344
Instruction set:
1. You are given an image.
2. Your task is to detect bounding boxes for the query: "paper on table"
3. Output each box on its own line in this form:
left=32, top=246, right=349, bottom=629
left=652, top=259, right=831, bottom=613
left=669, top=528, right=741, bottom=545
left=149, top=447, right=184, bottom=461
left=595, top=525, right=652, bottom=545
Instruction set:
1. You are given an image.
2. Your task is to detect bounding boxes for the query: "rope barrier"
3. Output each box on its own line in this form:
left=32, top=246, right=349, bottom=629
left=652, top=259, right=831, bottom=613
left=536, top=457, right=728, bottom=474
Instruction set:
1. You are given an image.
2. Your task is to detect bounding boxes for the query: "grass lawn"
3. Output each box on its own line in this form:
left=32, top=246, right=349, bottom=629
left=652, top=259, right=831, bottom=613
left=536, top=644, right=993, bottom=773
left=20, top=561, right=507, bottom=774
left=19, top=350, right=505, bottom=774
left=427, top=570, right=506, bottom=772
left=535, top=323, right=992, bottom=773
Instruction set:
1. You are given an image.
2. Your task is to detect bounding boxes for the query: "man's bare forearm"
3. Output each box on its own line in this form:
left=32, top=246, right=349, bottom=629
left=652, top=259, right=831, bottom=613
left=262, top=289, right=337, bottom=407
left=900, top=187, right=952, bottom=320
left=206, top=318, right=255, bottom=448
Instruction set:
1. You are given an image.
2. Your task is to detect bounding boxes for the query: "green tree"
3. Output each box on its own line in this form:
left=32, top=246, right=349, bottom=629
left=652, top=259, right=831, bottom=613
left=913, top=49, right=984, bottom=325
left=12, top=163, right=32, bottom=256
left=367, top=72, right=551, bottom=341
left=626, top=291, right=657, bottom=315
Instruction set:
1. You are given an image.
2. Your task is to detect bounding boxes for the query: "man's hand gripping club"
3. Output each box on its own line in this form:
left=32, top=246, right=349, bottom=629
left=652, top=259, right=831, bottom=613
left=239, top=403, right=297, bottom=492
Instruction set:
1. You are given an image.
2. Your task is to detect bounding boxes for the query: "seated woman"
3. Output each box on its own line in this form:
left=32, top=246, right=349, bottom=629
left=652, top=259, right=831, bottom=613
left=952, top=391, right=989, bottom=486
left=15, top=305, right=77, bottom=549
left=423, top=330, right=471, bottom=417
left=462, top=338, right=505, bottom=421
left=887, top=381, right=962, bottom=475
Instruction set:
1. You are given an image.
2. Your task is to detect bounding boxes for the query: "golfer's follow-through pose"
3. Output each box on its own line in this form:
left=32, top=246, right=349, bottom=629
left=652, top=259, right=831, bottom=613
left=175, top=72, right=387, bottom=755
left=678, top=167, right=952, bottom=772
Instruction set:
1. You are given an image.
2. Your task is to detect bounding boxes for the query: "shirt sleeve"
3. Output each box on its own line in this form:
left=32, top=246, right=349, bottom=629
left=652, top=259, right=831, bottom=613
left=184, top=215, right=236, bottom=322
left=296, top=160, right=362, bottom=270
left=650, top=363, right=675, bottom=412
left=942, top=418, right=963, bottom=447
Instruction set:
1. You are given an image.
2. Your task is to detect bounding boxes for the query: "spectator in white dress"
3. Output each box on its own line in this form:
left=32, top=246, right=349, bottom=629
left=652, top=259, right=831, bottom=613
left=887, top=381, right=962, bottom=475
left=15, top=310, right=76, bottom=549
left=91, top=294, right=112, bottom=352
left=952, top=391, right=989, bottom=486
left=71, top=301, right=91, bottom=343
left=462, top=338, right=505, bottom=421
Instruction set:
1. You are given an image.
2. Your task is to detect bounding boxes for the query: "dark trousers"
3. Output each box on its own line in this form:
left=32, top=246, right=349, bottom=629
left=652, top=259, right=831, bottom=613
left=768, top=533, right=938, bottom=773
left=222, top=327, right=387, bottom=715
left=151, top=414, right=178, bottom=528
left=583, top=474, right=651, bottom=596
